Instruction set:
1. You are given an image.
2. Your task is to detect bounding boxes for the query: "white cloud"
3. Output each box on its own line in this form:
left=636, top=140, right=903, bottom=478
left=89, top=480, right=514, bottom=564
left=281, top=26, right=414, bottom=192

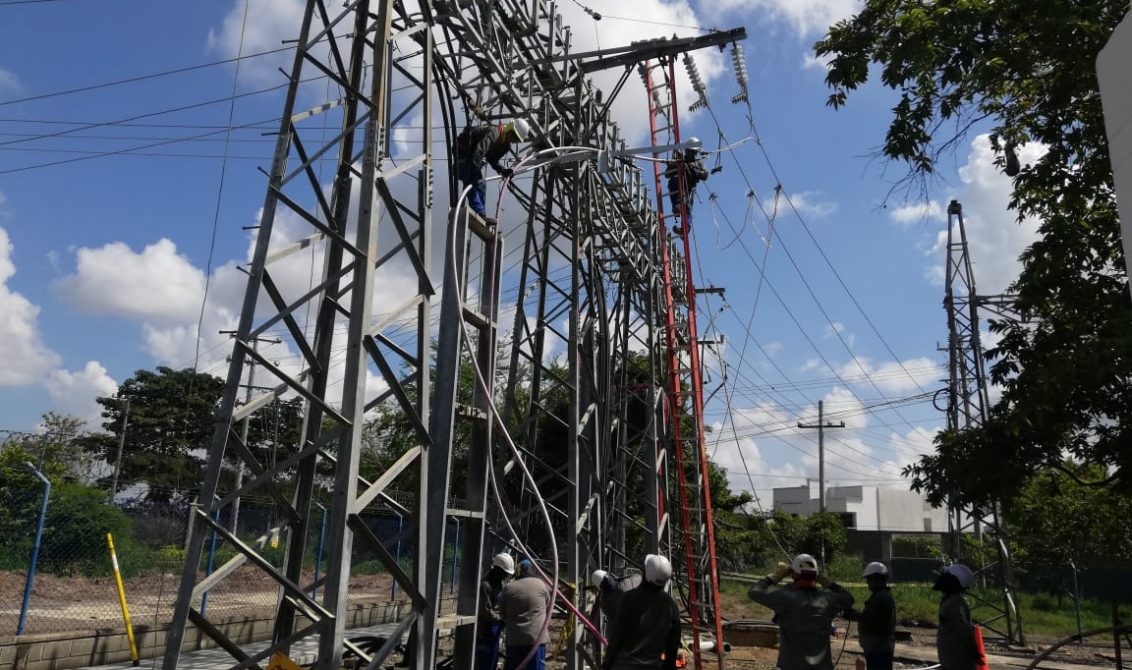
left=0, top=191, right=7, bottom=206
left=789, top=191, right=838, bottom=218
left=837, top=355, right=943, bottom=394
left=207, top=0, right=307, bottom=85
left=0, top=67, right=20, bottom=94
left=44, top=361, right=118, bottom=425
left=709, top=0, right=859, bottom=37
left=55, top=239, right=207, bottom=323
left=924, top=134, right=1044, bottom=294
left=0, top=227, right=62, bottom=385
left=889, top=200, right=946, bottom=227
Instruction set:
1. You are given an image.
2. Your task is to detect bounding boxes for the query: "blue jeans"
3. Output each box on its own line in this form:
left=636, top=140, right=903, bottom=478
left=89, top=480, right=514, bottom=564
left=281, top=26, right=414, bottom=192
left=475, top=625, right=502, bottom=670
left=864, top=650, right=894, bottom=670
left=503, top=644, right=546, bottom=670
left=459, top=160, right=487, bottom=216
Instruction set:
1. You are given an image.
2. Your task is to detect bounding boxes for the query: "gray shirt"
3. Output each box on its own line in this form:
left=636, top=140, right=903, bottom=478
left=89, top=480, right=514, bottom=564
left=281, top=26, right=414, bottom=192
left=937, top=593, right=978, bottom=670
left=500, top=575, right=552, bottom=646
left=749, top=578, right=855, bottom=670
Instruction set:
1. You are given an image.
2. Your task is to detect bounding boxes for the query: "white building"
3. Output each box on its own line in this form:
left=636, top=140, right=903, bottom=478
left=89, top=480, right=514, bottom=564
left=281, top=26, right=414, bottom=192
left=772, top=483, right=950, bottom=533
left=1098, top=9, right=1132, bottom=289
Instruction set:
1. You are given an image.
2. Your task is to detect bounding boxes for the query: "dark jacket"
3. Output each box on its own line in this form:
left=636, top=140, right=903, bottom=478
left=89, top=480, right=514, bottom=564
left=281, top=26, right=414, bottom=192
left=937, top=593, right=978, bottom=670
left=500, top=574, right=551, bottom=646
left=478, top=576, right=505, bottom=636
left=460, top=125, right=510, bottom=172
left=858, top=587, right=896, bottom=653
left=598, top=573, right=643, bottom=624
left=748, top=578, right=855, bottom=670
left=604, top=582, right=681, bottom=670
left=664, top=156, right=708, bottom=194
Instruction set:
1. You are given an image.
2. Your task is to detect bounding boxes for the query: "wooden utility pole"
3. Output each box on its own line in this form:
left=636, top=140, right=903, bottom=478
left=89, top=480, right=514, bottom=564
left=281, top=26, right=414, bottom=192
left=797, top=400, right=845, bottom=513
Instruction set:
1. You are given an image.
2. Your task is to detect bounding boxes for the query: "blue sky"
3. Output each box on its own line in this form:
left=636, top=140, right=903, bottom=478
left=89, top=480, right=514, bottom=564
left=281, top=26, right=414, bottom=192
left=0, top=0, right=1039, bottom=507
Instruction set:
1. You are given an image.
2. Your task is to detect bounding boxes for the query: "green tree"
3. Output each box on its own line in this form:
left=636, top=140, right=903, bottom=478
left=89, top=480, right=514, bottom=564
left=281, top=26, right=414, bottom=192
left=85, top=366, right=303, bottom=501
left=815, top=0, right=1132, bottom=507
left=1007, top=464, right=1132, bottom=570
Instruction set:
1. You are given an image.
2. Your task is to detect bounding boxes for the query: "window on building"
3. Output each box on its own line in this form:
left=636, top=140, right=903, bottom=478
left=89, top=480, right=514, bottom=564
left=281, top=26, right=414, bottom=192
left=839, top=512, right=856, bottom=529
left=923, top=518, right=932, bottom=532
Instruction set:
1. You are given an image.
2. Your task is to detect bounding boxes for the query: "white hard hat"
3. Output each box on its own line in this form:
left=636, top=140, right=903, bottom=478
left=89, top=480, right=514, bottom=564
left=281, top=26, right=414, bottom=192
left=791, top=553, right=819, bottom=574
left=508, top=118, right=530, bottom=142
left=944, top=564, right=974, bottom=589
left=492, top=553, right=515, bottom=575
left=644, top=554, right=673, bottom=585
left=591, top=569, right=609, bottom=589
left=685, top=136, right=702, bottom=152
left=863, top=562, right=889, bottom=578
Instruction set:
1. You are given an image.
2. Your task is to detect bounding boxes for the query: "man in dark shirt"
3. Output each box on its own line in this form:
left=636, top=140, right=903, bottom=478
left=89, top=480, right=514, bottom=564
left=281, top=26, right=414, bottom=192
left=455, top=119, right=530, bottom=220
left=476, top=553, right=515, bottom=670
left=663, top=142, right=709, bottom=233
left=591, top=569, right=644, bottom=626
left=603, top=554, right=681, bottom=670
left=856, top=562, right=896, bottom=670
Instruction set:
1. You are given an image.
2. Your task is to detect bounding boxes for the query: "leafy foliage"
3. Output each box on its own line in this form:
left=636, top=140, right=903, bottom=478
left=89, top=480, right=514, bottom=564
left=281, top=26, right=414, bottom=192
left=815, top=0, right=1132, bottom=506
left=85, top=366, right=303, bottom=501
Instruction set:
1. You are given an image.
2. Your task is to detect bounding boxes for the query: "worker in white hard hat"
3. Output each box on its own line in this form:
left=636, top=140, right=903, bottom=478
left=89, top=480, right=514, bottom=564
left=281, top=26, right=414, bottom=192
left=933, top=564, right=981, bottom=670
left=475, top=552, right=515, bottom=670
left=748, top=553, right=855, bottom=670
left=603, top=554, right=681, bottom=670
left=854, top=562, right=896, bottom=670
left=454, top=118, right=530, bottom=221
left=590, top=568, right=643, bottom=630
left=663, top=137, right=708, bottom=233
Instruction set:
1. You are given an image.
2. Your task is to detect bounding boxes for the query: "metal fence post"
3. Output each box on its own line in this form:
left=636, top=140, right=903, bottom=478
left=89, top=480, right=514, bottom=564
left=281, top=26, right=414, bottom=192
left=200, top=503, right=220, bottom=616
left=314, top=503, right=328, bottom=601
left=18, top=462, right=51, bottom=636
left=391, top=511, right=403, bottom=601
left=450, top=519, right=460, bottom=595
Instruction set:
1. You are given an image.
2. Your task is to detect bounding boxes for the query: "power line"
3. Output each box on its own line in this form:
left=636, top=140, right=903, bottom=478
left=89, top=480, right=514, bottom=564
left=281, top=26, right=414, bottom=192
left=0, top=45, right=296, bottom=107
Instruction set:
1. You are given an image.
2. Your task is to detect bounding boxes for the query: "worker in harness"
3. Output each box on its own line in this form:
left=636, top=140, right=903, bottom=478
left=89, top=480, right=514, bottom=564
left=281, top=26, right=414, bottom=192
left=664, top=139, right=708, bottom=234
left=934, top=564, right=982, bottom=670
left=748, top=553, right=855, bottom=670
left=476, top=553, right=515, bottom=670
left=456, top=118, right=530, bottom=221
left=591, top=569, right=643, bottom=627
left=603, top=554, right=681, bottom=670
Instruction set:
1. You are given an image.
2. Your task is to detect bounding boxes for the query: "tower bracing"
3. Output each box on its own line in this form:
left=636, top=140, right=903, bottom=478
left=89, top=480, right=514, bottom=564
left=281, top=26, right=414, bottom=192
left=943, top=199, right=1025, bottom=646
left=161, top=1, right=745, bottom=669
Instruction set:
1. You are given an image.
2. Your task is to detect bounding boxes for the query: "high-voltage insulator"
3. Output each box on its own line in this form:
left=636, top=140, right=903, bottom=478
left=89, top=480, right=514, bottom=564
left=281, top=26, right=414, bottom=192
left=730, top=43, right=749, bottom=104
left=684, top=53, right=709, bottom=111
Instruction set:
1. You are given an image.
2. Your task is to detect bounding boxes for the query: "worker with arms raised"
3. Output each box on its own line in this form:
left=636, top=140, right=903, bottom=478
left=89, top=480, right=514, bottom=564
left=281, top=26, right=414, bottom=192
left=748, top=553, right=855, bottom=670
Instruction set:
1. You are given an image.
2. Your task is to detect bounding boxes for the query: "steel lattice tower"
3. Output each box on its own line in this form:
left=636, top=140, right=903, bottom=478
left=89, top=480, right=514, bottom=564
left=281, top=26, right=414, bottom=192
left=160, top=1, right=745, bottom=669
left=944, top=199, right=1025, bottom=646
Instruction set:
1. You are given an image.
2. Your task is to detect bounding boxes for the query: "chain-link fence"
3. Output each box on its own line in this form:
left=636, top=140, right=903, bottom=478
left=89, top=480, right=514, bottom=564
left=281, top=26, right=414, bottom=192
left=0, top=479, right=460, bottom=638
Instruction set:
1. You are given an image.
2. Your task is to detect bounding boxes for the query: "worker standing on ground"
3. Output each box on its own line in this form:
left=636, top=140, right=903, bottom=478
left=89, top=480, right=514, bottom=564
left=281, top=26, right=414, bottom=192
left=476, top=553, right=515, bottom=670
left=455, top=119, right=530, bottom=221
left=603, top=554, right=681, bottom=670
left=748, top=553, right=856, bottom=670
left=934, top=564, right=981, bottom=670
left=500, top=559, right=551, bottom=670
left=856, top=562, right=897, bottom=670
left=591, top=568, right=643, bottom=626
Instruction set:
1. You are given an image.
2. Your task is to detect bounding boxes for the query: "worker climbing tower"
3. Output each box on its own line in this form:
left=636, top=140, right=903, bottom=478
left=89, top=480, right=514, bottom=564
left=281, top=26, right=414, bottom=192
left=643, top=57, right=726, bottom=669
left=158, top=0, right=743, bottom=668
left=943, top=199, right=1025, bottom=646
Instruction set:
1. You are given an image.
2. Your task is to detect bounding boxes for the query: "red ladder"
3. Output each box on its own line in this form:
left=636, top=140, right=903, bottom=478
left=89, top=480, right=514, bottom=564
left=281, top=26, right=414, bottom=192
left=642, top=57, right=725, bottom=670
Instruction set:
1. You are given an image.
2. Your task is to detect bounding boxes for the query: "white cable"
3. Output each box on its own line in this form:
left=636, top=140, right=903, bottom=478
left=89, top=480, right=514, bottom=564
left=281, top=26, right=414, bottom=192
left=446, top=145, right=602, bottom=669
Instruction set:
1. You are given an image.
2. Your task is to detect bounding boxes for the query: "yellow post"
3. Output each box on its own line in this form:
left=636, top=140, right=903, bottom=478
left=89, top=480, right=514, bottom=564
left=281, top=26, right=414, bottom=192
left=107, top=533, right=140, bottom=666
